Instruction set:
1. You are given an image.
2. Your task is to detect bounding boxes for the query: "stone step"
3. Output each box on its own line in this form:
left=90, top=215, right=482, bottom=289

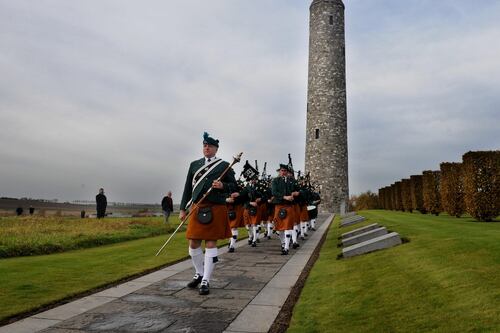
left=342, top=232, right=402, bottom=258
left=340, top=215, right=365, bottom=227
left=341, top=212, right=356, bottom=218
left=341, top=223, right=380, bottom=240
left=342, top=227, right=388, bottom=247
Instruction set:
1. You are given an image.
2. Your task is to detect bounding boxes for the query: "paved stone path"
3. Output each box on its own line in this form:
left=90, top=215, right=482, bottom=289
left=1, top=214, right=333, bottom=333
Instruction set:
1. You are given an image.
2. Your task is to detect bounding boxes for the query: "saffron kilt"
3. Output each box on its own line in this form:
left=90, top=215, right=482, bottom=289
left=300, top=204, right=309, bottom=222
left=293, top=204, right=301, bottom=225
left=273, top=204, right=296, bottom=231
left=259, top=202, right=268, bottom=222
left=186, top=203, right=232, bottom=240
left=244, top=205, right=262, bottom=226
left=228, top=204, right=245, bottom=229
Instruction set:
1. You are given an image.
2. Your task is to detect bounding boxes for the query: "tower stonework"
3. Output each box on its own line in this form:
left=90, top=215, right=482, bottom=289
left=305, top=0, right=349, bottom=214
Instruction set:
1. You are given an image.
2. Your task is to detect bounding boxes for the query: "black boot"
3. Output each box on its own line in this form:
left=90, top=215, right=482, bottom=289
left=199, top=280, right=210, bottom=295
left=187, top=274, right=203, bottom=289
left=292, top=242, right=300, bottom=249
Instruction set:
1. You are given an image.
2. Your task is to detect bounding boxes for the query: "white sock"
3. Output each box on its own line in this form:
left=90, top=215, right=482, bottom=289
left=252, top=225, right=258, bottom=242
left=300, top=222, right=305, bottom=237
left=292, top=226, right=298, bottom=244
left=189, top=246, right=204, bottom=276
left=279, top=231, right=285, bottom=246
left=267, top=222, right=272, bottom=236
left=247, top=225, right=253, bottom=241
left=284, top=230, right=292, bottom=250
left=203, top=248, right=218, bottom=283
left=230, top=228, right=238, bottom=248
left=311, top=219, right=316, bottom=229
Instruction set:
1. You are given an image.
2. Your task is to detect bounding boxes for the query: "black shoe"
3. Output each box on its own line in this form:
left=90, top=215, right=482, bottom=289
left=248, top=239, right=253, bottom=245
left=199, top=280, right=210, bottom=295
left=292, top=242, right=300, bottom=249
left=312, top=227, right=316, bottom=231
left=187, top=274, right=203, bottom=289
left=251, top=242, right=257, bottom=247
left=228, top=247, right=235, bottom=253
left=304, top=233, right=309, bottom=237
left=267, top=236, right=271, bottom=240
left=281, top=249, right=289, bottom=255
left=256, top=238, right=260, bottom=243
left=300, top=236, right=305, bottom=241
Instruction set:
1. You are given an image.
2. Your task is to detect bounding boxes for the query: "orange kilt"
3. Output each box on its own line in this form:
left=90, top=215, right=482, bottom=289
left=244, top=205, right=262, bottom=226
left=273, top=204, right=296, bottom=231
left=259, top=203, right=268, bottom=222
left=300, top=204, right=309, bottom=222
left=186, top=203, right=232, bottom=240
left=293, top=204, right=300, bottom=225
left=228, top=204, right=245, bottom=229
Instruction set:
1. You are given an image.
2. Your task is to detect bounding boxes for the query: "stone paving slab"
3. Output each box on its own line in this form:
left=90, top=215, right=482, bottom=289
left=1, top=213, right=333, bottom=333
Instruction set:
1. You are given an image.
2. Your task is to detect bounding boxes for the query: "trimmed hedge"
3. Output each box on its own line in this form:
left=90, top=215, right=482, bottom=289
left=410, top=175, right=426, bottom=214
left=394, top=181, right=404, bottom=211
left=422, top=170, right=442, bottom=216
left=440, top=162, right=465, bottom=218
left=462, top=151, right=500, bottom=221
left=401, top=179, right=413, bottom=213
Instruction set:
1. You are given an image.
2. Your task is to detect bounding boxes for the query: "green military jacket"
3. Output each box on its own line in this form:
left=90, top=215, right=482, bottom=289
left=180, top=157, right=237, bottom=211
left=271, top=176, right=299, bottom=204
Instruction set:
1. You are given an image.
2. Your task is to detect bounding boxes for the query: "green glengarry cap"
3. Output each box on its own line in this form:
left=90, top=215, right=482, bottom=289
left=203, top=132, right=219, bottom=147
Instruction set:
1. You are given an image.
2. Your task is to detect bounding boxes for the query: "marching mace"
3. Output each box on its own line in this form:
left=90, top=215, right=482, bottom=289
left=155, top=152, right=243, bottom=256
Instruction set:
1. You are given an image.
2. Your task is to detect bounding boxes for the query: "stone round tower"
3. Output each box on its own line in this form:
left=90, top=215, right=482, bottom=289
left=305, top=0, right=349, bottom=214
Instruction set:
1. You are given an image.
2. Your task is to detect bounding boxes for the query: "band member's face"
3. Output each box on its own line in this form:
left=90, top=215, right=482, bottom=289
left=203, top=144, right=218, bottom=158
left=279, top=168, right=287, bottom=177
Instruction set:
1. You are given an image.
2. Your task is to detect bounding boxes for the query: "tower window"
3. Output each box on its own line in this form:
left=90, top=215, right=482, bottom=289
left=315, top=129, right=320, bottom=139
left=329, top=15, right=333, bottom=25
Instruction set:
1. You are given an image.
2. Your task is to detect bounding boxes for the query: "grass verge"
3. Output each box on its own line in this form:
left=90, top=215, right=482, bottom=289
left=287, top=210, right=500, bottom=333
left=0, top=227, right=246, bottom=324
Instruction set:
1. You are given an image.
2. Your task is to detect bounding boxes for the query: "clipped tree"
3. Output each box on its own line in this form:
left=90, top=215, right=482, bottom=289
left=390, top=184, right=397, bottom=210
left=394, top=181, right=404, bottom=211
left=422, top=170, right=442, bottom=216
left=384, top=186, right=392, bottom=210
left=378, top=188, right=384, bottom=209
left=410, top=175, right=426, bottom=214
left=401, top=179, right=413, bottom=213
left=440, top=162, right=465, bottom=217
left=462, top=151, right=500, bottom=221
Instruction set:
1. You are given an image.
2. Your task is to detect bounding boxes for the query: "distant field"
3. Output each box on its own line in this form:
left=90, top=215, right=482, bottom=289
left=288, top=210, right=500, bottom=333
left=0, top=216, right=178, bottom=258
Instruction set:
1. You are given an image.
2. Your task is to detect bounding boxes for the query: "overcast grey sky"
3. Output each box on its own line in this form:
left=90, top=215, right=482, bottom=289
left=1, top=0, right=499, bottom=204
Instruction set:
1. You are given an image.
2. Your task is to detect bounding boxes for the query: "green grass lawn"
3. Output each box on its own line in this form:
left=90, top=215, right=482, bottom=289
left=288, top=210, right=500, bottom=333
left=0, top=215, right=176, bottom=258
left=0, top=226, right=247, bottom=323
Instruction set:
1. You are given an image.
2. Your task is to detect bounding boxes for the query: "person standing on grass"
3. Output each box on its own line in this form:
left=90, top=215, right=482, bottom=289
left=161, top=191, right=174, bottom=224
left=179, top=132, right=237, bottom=295
left=96, top=188, right=107, bottom=218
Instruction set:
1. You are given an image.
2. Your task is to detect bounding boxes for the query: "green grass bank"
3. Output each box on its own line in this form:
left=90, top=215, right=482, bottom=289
left=0, top=226, right=245, bottom=324
left=288, top=210, right=500, bottom=333
left=0, top=216, right=176, bottom=258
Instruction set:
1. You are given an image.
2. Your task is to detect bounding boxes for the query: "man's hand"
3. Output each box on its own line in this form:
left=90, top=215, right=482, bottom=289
left=212, top=180, right=223, bottom=189
left=284, top=195, right=294, bottom=202
left=292, top=191, right=300, bottom=197
left=250, top=201, right=258, bottom=207
left=256, top=198, right=262, bottom=203
left=179, top=210, right=187, bottom=221
left=226, top=197, right=235, bottom=203
left=231, top=192, right=240, bottom=198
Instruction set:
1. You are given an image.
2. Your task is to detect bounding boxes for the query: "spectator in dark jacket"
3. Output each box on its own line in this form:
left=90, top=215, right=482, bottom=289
left=96, top=188, right=107, bottom=218
left=161, top=191, right=174, bottom=224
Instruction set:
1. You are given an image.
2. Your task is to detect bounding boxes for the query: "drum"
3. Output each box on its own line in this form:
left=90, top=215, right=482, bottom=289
left=307, top=205, right=318, bottom=219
